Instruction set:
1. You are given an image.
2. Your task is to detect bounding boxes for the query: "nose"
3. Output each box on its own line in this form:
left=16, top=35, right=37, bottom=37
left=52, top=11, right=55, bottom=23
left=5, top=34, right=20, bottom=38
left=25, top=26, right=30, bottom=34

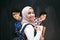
left=31, top=13, right=35, bottom=16
left=14, top=15, right=17, bottom=17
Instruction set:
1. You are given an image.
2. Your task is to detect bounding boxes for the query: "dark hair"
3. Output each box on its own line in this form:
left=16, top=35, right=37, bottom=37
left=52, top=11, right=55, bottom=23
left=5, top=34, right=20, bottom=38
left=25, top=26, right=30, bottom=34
left=39, top=12, right=47, bottom=17
left=11, top=9, right=22, bottom=16
left=11, top=9, right=20, bottom=13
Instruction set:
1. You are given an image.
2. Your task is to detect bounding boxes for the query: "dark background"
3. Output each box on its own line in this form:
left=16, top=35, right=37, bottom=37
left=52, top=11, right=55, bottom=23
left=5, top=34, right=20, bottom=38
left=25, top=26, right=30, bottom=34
left=0, top=0, right=60, bottom=40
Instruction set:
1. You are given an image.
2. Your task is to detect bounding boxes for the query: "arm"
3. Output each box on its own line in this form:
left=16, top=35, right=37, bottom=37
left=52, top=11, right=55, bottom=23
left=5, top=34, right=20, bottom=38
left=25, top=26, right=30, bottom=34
left=42, top=27, right=46, bottom=37
left=14, top=23, right=18, bottom=33
left=41, top=27, right=46, bottom=40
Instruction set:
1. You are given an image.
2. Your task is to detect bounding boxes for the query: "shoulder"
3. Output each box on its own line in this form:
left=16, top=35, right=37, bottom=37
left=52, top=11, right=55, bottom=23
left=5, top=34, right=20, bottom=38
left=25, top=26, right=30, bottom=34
left=24, top=24, right=34, bottom=33
left=26, top=24, right=33, bottom=28
left=22, top=23, right=34, bottom=30
left=15, top=21, right=22, bottom=25
left=23, top=23, right=33, bottom=28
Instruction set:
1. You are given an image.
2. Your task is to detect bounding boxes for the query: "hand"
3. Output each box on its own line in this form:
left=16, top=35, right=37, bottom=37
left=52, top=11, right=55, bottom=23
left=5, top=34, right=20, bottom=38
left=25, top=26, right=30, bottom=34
left=40, top=36, right=44, bottom=40
left=34, top=25, right=40, bottom=31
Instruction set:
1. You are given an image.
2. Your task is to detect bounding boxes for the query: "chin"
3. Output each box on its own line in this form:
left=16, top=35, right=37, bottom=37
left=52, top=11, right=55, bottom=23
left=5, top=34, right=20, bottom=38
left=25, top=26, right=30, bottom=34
left=31, top=20, right=34, bottom=22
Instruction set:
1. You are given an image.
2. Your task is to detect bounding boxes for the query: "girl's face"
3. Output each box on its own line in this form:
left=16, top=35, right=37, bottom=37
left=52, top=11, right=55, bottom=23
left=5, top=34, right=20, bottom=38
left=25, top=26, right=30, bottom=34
left=26, top=8, right=35, bottom=22
left=39, top=14, right=47, bottom=21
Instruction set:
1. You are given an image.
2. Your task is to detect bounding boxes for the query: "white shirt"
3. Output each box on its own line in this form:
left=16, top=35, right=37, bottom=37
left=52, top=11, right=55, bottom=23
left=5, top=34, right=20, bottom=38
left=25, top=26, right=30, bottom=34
left=21, top=23, right=43, bottom=40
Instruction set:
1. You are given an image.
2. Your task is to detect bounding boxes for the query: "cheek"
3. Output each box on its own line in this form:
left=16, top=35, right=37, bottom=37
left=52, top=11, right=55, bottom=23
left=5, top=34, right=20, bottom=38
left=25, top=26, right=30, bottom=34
left=34, top=14, right=35, bottom=17
left=43, top=16, right=46, bottom=19
left=13, top=16, right=16, bottom=19
left=27, top=15, right=30, bottom=19
left=13, top=16, right=18, bottom=19
left=28, top=14, right=30, bottom=16
left=14, top=16, right=17, bottom=19
left=42, top=17, right=46, bottom=21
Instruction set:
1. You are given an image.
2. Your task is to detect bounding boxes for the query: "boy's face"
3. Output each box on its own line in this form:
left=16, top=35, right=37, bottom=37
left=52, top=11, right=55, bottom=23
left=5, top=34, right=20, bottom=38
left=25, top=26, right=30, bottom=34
left=12, top=12, right=21, bottom=20
left=39, top=14, right=47, bottom=21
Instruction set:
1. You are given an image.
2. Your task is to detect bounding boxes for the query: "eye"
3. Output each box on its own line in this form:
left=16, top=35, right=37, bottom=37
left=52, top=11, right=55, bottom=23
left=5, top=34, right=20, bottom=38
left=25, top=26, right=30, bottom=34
left=12, top=14, right=16, bottom=15
left=28, top=12, right=31, bottom=14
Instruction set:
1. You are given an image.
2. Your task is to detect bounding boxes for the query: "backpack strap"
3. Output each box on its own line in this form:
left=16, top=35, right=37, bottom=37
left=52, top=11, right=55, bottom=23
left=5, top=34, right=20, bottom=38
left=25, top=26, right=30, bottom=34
left=21, top=23, right=36, bottom=36
left=21, top=24, right=30, bottom=32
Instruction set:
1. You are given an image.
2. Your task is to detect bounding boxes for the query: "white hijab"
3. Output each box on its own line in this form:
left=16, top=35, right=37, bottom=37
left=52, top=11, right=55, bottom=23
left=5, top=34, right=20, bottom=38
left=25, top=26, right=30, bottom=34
left=22, top=6, right=35, bottom=26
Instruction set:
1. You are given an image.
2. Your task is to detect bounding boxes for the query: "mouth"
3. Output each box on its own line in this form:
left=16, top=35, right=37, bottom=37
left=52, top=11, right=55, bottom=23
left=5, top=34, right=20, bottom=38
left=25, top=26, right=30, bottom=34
left=30, top=17, right=34, bottom=19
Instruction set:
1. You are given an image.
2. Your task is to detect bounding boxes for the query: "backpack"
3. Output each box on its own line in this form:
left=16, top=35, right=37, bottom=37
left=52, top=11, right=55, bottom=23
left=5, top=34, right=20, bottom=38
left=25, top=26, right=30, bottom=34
left=17, top=24, right=36, bottom=40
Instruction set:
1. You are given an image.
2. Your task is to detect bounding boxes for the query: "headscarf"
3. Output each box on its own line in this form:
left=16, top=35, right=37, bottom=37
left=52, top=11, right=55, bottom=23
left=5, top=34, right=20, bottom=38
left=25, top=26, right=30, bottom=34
left=22, top=6, right=35, bottom=26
